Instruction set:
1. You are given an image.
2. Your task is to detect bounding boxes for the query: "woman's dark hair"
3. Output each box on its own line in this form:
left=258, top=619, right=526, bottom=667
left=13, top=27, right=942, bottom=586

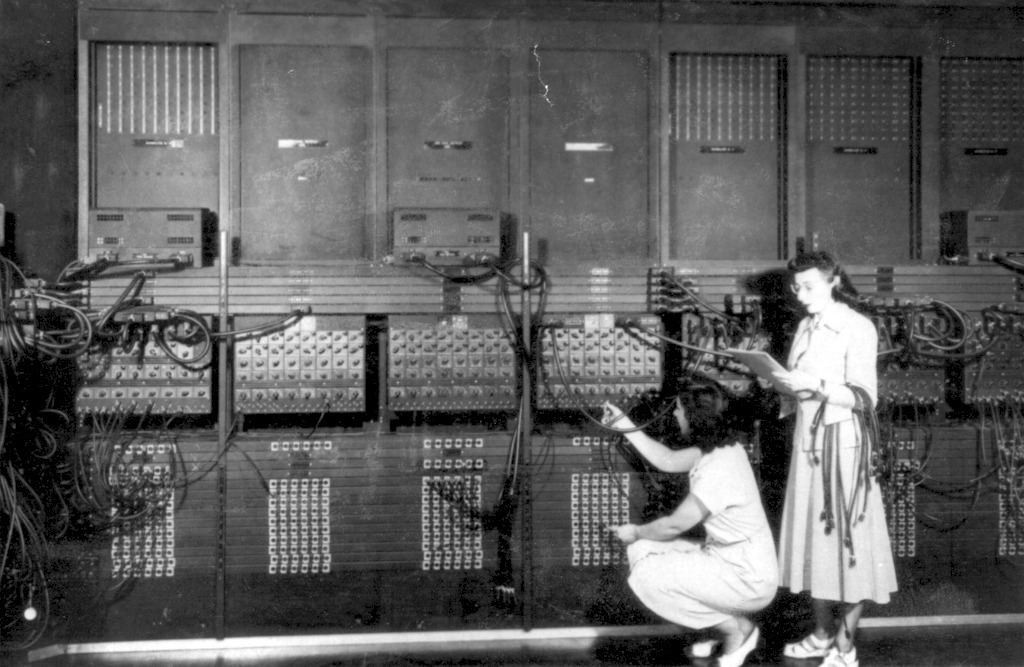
left=677, top=377, right=734, bottom=453
left=786, top=250, right=858, bottom=303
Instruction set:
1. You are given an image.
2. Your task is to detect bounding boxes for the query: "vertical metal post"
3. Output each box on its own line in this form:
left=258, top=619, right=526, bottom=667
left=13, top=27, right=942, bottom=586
left=520, top=231, right=533, bottom=630
left=216, top=229, right=229, bottom=639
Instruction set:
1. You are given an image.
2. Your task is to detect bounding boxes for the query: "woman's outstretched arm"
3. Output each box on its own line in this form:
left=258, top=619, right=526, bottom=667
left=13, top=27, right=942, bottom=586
left=602, top=401, right=701, bottom=473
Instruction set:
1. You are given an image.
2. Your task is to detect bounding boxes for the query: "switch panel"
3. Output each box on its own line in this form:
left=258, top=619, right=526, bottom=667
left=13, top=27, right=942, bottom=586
left=77, top=323, right=213, bottom=416
left=871, top=306, right=949, bottom=407
left=233, top=315, right=366, bottom=415
left=387, top=314, right=518, bottom=412
left=537, top=314, right=663, bottom=409
left=964, top=335, right=1024, bottom=405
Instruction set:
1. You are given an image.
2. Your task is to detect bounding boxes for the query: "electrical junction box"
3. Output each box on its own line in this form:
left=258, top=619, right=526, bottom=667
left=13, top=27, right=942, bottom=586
left=941, top=210, right=1024, bottom=263
left=392, top=208, right=501, bottom=265
left=88, top=208, right=213, bottom=264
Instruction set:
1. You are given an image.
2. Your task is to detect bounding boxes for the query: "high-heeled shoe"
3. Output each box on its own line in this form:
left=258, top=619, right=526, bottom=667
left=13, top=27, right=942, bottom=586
left=715, top=626, right=759, bottom=667
left=685, top=638, right=721, bottom=659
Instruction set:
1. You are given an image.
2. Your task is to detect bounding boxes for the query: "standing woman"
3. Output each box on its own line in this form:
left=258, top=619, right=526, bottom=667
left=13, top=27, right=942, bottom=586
left=770, top=251, right=898, bottom=667
left=603, top=379, right=778, bottom=667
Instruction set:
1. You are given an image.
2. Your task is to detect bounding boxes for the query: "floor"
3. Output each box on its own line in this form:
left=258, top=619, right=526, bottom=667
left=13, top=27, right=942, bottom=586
left=15, top=620, right=1024, bottom=666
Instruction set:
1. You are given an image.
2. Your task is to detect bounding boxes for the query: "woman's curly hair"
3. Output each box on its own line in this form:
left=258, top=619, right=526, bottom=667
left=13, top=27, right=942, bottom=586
left=676, top=377, right=735, bottom=453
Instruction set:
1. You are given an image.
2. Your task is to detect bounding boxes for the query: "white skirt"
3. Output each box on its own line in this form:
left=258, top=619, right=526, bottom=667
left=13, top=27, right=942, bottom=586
left=626, top=536, right=778, bottom=629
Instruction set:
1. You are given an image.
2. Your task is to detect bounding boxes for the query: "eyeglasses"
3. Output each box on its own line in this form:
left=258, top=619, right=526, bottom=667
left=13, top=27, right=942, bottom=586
left=790, top=280, right=830, bottom=294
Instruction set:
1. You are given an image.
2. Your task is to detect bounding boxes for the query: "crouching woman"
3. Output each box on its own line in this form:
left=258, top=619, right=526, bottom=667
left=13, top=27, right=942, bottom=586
left=603, top=379, right=778, bottom=667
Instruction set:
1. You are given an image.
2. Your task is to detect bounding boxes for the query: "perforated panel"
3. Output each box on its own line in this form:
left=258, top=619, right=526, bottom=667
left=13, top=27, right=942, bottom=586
left=268, top=477, right=332, bottom=575
left=570, top=470, right=630, bottom=568
left=942, top=58, right=1024, bottom=144
left=94, top=43, right=217, bottom=139
left=532, top=435, right=642, bottom=568
left=421, top=474, right=484, bottom=571
left=808, top=57, right=911, bottom=143
left=673, top=54, right=779, bottom=143
left=110, top=464, right=176, bottom=579
left=225, top=432, right=506, bottom=573
left=883, top=428, right=920, bottom=559
left=98, top=433, right=220, bottom=578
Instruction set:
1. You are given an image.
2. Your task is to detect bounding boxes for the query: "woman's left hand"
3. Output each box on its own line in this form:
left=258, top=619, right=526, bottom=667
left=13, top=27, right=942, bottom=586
left=771, top=369, right=819, bottom=395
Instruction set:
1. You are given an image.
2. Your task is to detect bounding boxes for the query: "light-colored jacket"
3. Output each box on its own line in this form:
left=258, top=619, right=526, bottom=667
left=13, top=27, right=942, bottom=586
left=782, top=301, right=878, bottom=449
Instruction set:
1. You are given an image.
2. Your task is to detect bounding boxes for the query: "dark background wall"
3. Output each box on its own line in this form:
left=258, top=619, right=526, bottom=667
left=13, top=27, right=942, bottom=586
left=0, top=0, right=77, bottom=281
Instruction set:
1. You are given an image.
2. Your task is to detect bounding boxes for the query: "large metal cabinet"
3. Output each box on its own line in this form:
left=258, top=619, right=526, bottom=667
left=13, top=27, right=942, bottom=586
left=527, top=39, right=653, bottom=263
left=940, top=57, right=1024, bottom=213
left=238, top=45, right=371, bottom=261
left=669, top=53, right=786, bottom=260
left=804, top=55, right=919, bottom=263
left=92, top=42, right=220, bottom=211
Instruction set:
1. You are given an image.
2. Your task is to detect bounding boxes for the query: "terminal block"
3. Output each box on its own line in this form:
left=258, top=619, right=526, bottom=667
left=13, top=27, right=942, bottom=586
left=998, top=464, right=1024, bottom=557
left=421, top=474, right=484, bottom=571
left=570, top=471, right=629, bottom=567
left=234, top=315, right=366, bottom=415
left=387, top=314, right=518, bottom=411
left=268, top=477, right=332, bottom=575
left=537, top=313, right=663, bottom=409
left=647, top=266, right=699, bottom=314
left=108, top=441, right=179, bottom=579
left=882, top=430, right=921, bottom=559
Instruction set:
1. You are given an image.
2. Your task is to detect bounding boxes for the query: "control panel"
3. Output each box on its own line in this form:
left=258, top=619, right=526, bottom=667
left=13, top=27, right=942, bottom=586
left=77, top=320, right=213, bottom=417
left=537, top=314, right=663, bottom=410
left=387, top=314, right=518, bottom=411
left=233, top=315, right=366, bottom=415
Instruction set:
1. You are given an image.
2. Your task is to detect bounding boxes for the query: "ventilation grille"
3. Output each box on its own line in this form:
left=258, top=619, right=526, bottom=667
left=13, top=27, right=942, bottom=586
left=94, top=42, right=218, bottom=136
left=670, top=54, right=782, bottom=142
left=807, top=56, right=913, bottom=143
left=941, top=58, right=1024, bottom=143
